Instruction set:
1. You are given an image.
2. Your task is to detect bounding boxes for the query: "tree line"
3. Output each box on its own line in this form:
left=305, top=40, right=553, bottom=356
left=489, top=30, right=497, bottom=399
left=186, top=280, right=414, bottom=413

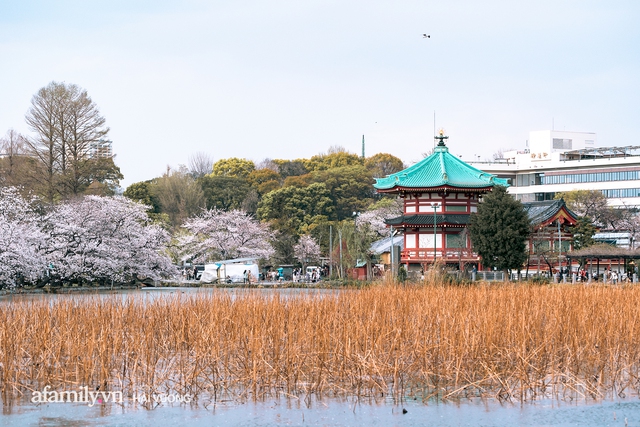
left=122, top=148, right=405, bottom=266
left=0, top=81, right=406, bottom=285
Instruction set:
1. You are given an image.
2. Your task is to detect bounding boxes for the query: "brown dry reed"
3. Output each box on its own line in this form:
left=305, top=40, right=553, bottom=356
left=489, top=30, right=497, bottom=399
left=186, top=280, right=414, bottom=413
left=2, top=283, right=640, bottom=406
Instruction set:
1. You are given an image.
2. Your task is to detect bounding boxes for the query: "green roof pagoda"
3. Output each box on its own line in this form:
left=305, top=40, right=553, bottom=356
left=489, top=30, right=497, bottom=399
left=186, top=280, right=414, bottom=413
left=373, top=131, right=509, bottom=192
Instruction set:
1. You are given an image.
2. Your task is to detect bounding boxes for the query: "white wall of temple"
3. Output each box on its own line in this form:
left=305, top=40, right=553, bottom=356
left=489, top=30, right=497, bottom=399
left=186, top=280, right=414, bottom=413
left=403, top=192, right=479, bottom=214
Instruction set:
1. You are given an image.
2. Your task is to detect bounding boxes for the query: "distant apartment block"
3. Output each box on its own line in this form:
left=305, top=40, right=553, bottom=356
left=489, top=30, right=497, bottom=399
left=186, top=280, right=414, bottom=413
left=474, top=130, right=640, bottom=208
left=89, top=139, right=113, bottom=159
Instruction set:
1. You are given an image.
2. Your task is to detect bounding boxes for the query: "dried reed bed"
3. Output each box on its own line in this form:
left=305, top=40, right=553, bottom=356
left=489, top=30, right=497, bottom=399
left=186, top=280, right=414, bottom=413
left=2, top=283, right=640, bottom=405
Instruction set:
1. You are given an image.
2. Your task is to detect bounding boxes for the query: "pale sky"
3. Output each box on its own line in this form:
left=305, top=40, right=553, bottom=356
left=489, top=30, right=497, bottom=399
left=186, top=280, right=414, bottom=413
left=1, top=1, right=639, bottom=188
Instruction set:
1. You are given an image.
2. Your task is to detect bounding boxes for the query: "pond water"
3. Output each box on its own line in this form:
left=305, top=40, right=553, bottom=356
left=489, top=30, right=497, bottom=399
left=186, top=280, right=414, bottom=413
left=2, top=396, right=640, bottom=426
left=0, top=286, right=339, bottom=304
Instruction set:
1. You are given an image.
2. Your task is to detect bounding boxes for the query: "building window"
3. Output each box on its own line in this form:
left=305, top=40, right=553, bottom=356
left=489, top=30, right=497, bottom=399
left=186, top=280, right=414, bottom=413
left=446, top=233, right=464, bottom=248
left=540, top=169, right=640, bottom=186
left=602, top=188, right=640, bottom=198
left=517, top=175, right=528, bottom=187
left=405, top=234, right=416, bottom=249
left=552, top=138, right=572, bottom=149
left=557, top=240, right=571, bottom=252
left=419, top=233, right=438, bottom=248
left=535, top=192, right=556, bottom=201
left=445, top=205, right=467, bottom=212
left=533, top=241, right=550, bottom=254
left=534, top=173, right=543, bottom=185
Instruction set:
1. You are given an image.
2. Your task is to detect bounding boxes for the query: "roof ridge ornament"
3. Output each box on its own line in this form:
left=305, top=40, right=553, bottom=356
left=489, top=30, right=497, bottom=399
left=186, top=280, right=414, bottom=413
left=435, top=128, right=448, bottom=147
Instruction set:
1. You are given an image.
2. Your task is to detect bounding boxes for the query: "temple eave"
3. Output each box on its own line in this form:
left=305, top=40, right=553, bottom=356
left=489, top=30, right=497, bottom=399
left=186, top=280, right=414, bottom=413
left=375, top=185, right=494, bottom=194
left=391, top=223, right=468, bottom=228
left=385, top=214, right=471, bottom=227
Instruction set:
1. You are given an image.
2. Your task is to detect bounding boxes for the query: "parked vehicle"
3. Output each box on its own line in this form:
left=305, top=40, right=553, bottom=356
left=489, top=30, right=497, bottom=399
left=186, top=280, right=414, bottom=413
left=200, top=263, right=259, bottom=284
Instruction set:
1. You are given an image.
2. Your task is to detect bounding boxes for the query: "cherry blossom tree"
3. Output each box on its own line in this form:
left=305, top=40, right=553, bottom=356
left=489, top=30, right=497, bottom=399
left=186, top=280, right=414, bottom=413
left=357, top=198, right=403, bottom=237
left=181, top=208, right=275, bottom=262
left=43, top=196, right=175, bottom=284
left=348, top=198, right=403, bottom=278
left=293, top=235, right=321, bottom=271
left=0, top=187, right=46, bottom=288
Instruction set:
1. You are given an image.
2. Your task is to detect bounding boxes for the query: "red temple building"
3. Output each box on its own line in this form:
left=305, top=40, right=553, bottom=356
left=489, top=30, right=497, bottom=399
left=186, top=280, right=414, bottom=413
left=373, top=131, right=509, bottom=273
left=373, top=131, right=579, bottom=275
left=523, top=199, right=578, bottom=275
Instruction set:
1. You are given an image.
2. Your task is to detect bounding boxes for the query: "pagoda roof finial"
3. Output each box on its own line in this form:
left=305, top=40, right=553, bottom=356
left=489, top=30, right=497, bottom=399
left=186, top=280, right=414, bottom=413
left=435, top=128, right=448, bottom=147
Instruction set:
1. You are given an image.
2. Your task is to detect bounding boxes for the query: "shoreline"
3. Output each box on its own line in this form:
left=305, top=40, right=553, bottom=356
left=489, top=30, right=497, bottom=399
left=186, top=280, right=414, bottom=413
left=0, top=279, right=355, bottom=296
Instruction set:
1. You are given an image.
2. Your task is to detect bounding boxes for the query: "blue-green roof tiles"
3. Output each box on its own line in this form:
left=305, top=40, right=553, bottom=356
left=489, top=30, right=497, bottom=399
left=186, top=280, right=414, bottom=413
left=373, top=143, right=509, bottom=191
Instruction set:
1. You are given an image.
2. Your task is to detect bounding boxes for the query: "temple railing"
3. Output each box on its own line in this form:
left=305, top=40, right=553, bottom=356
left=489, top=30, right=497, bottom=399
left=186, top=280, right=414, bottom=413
left=401, top=248, right=480, bottom=263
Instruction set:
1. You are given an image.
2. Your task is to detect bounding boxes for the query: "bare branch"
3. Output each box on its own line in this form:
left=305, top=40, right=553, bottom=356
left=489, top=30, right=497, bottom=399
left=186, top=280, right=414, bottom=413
left=188, top=151, right=214, bottom=178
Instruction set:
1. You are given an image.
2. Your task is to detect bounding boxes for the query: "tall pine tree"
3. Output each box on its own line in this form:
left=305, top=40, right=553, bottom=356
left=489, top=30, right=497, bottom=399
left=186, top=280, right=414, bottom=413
left=469, top=186, right=531, bottom=277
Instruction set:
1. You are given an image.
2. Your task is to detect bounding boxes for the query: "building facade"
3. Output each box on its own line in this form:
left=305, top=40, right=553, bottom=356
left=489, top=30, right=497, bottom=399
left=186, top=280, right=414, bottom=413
left=476, top=130, right=640, bottom=208
left=89, top=139, right=113, bottom=159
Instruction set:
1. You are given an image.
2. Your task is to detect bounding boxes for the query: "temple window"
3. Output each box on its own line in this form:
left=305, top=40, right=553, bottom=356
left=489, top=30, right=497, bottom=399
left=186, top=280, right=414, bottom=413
left=446, top=233, right=465, bottom=248
left=445, top=205, right=467, bottom=212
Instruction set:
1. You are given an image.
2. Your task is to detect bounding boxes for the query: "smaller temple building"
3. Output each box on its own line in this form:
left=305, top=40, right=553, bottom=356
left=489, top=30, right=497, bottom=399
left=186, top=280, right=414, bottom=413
left=523, top=199, right=578, bottom=274
left=373, top=131, right=509, bottom=273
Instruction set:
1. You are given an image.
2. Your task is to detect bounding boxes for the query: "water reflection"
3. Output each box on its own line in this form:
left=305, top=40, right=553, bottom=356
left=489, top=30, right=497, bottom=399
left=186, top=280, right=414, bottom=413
left=2, top=396, right=639, bottom=427
left=0, top=286, right=340, bottom=304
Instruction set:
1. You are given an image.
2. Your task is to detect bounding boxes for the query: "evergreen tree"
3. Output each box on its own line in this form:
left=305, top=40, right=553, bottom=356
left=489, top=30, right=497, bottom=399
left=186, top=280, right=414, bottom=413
left=572, top=216, right=597, bottom=250
left=469, top=186, right=530, bottom=276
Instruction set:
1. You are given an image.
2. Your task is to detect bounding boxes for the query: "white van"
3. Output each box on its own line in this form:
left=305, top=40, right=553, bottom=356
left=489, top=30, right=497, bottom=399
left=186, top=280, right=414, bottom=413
left=200, top=263, right=259, bottom=284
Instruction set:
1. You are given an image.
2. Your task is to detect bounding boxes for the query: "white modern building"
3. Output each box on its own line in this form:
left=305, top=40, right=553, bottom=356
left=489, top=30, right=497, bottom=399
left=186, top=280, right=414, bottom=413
left=474, top=130, right=640, bottom=208
left=89, top=139, right=113, bottom=159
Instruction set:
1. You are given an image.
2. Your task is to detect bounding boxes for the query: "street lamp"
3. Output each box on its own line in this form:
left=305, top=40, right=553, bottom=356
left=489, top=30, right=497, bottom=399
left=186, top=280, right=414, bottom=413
left=557, top=219, right=563, bottom=278
left=431, top=203, right=440, bottom=263
left=353, top=211, right=360, bottom=266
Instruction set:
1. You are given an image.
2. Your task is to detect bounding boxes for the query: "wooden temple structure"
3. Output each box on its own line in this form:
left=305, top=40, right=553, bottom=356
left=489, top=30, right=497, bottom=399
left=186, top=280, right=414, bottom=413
left=373, top=131, right=581, bottom=275
left=523, top=199, right=578, bottom=274
left=373, top=131, right=508, bottom=273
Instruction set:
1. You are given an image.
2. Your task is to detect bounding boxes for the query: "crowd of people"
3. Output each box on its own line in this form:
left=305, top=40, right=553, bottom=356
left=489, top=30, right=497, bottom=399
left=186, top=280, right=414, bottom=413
left=181, top=266, right=202, bottom=281
left=553, top=267, right=633, bottom=284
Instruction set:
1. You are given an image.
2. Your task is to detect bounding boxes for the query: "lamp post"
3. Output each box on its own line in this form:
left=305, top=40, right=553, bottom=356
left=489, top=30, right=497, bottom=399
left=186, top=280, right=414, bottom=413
left=338, top=229, right=343, bottom=279
left=353, top=211, right=360, bottom=258
left=558, top=219, right=562, bottom=279
left=431, top=202, right=440, bottom=263
left=389, top=225, right=394, bottom=278
left=353, top=211, right=360, bottom=278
